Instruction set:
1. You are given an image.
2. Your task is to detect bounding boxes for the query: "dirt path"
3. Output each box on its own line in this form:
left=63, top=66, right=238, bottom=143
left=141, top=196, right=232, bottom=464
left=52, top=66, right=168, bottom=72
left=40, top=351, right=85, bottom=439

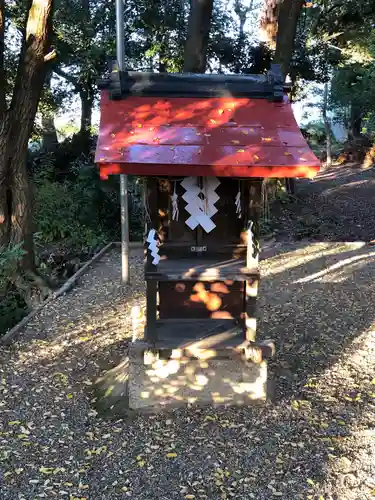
left=1, top=244, right=375, bottom=500
left=271, top=164, right=375, bottom=242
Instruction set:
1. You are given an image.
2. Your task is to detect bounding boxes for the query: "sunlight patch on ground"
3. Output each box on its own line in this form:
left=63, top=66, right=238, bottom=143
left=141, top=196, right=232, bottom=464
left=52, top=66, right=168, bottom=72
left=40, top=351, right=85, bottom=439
left=293, top=249, right=375, bottom=284
left=321, top=179, right=373, bottom=196
left=14, top=293, right=146, bottom=370
left=261, top=242, right=361, bottom=278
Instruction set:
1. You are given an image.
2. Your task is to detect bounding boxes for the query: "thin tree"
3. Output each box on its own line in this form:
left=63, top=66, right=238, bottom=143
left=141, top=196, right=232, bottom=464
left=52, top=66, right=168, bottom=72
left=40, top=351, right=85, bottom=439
left=261, top=0, right=304, bottom=195
left=274, top=0, right=304, bottom=78
left=0, top=1, right=54, bottom=274
left=233, top=0, right=254, bottom=74
left=322, top=81, right=332, bottom=167
left=183, top=0, right=214, bottom=73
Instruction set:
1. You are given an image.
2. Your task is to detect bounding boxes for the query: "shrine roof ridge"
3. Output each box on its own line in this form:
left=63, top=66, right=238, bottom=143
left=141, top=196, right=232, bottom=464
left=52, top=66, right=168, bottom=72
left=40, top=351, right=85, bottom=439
left=97, top=62, right=289, bottom=102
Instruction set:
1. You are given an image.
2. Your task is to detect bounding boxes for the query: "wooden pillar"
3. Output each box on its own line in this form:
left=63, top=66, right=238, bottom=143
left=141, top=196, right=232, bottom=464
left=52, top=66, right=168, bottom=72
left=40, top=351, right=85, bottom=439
left=244, top=179, right=262, bottom=342
left=145, top=281, right=158, bottom=343
left=145, top=177, right=159, bottom=344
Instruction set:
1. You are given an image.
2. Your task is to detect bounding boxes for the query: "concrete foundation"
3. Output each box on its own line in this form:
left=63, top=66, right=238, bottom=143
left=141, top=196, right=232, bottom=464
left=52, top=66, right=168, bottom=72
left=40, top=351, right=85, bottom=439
left=93, top=341, right=268, bottom=415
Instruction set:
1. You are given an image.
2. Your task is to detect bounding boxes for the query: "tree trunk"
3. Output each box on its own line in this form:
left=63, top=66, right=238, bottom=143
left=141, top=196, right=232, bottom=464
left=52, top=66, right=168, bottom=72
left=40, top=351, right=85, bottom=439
left=9, top=153, right=35, bottom=270
left=348, top=104, right=362, bottom=142
left=234, top=0, right=254, bottom=74
left=274, top=0, right=303, bottom=78
left=0, top=1, right=7, bottom=243
left=0, top=0, right=54, bottom=273
left=0, top=0, right=5, bottom=118
left=347, top=104, right=362, bottom=163
left=269, top=0, right=303, bottom=195
left=260, top=0, right=278, bottom=50
left=77, top=0, right=93, bottom=151
left=183, top=0, right=214, bottom=73
left=0, top=124, right=10, bottom=246
left=42, top=112, right=58, bottom=151
left=158, top=43, right=167, bottom=72
left=78, top=87, right=94, bottom=155
left=80, top=89, right=93, bottom=137
left=323, top=82, right=332, bottom=167
left=41, top=70, right=58, bottom=152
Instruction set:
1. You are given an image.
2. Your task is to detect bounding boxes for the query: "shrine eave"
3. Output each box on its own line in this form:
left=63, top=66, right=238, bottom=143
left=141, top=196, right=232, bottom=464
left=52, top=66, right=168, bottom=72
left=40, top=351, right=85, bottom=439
left=95, top=79, right=321, bottom=179
left=98, top=162, right=319, bottom=180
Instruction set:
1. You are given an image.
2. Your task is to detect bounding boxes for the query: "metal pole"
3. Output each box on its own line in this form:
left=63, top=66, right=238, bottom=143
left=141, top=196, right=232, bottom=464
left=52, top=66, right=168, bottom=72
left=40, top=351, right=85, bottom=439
left=116, top=0, right=130, bottom=283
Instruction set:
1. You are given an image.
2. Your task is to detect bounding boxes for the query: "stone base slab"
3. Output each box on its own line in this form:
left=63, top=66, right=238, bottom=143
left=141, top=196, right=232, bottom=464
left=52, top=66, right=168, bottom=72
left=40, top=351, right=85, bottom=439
left=93, top=342, right=269, bottom=416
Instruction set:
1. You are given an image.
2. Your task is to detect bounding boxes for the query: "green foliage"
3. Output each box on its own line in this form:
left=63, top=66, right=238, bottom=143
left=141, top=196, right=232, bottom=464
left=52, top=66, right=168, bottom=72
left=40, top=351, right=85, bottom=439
left=331, top=63, right=375, bottom=110
left=302, top=121, right=326, bottom=145
left=0, top=243, right=25, bottom=291
left=329, top=60, right=375, bottom=136
left=34, top=179, right=107, bottom=250
left=32, top=147, right=144, bottom=252
left=0, top=244, right=27, bottom=335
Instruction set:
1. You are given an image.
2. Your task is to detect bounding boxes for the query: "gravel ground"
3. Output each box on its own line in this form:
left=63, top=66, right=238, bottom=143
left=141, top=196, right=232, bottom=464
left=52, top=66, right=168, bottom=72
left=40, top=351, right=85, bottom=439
left=1, top=242, right=375, bottom=500
left=271, top=164, right=375, bottom=241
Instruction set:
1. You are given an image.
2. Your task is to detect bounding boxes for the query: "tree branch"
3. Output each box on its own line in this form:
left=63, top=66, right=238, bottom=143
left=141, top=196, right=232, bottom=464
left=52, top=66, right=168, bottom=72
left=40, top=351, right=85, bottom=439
left=0, top=0, right=6, bottom=118
left=44, top=48, right=57, bottom=62
left=53, top=66, right=81, bottom=92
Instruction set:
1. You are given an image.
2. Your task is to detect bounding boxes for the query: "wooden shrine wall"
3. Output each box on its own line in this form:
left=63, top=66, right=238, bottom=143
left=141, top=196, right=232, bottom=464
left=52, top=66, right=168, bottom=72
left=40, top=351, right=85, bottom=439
left=158, top=281, right=244, bottom=320
left=145, top=176, right=255, bottom=254
left=145, top=175, right=261, bottom=326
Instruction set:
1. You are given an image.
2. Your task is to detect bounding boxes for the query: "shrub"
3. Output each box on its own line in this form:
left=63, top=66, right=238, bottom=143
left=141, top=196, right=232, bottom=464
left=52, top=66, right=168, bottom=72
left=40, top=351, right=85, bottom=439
left=34, top=179, right=107, bottom=250
left=33, top=155, right=144, bottom=250
left=0, top=244, right=28, bottom=335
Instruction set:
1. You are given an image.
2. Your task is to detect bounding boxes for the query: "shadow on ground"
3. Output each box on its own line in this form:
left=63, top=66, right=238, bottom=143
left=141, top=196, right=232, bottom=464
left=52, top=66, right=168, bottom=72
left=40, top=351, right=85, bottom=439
left=271, top=164, right=375, bottom=243
left=1, top=243, right=375, bottom=499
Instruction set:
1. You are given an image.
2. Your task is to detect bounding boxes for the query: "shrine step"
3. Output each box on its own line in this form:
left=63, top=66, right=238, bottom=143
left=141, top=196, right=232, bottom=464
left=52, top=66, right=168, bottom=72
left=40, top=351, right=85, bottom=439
left=145, top=318, right=244, bottom=349
left=145, top=257, right=259, bottom=282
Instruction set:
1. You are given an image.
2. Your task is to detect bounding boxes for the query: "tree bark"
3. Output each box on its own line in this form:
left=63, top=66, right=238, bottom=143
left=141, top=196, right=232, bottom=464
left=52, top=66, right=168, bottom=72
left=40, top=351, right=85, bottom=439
left=0, top=0, right=54, bottom=272
left=42, top=111, right=58, bottom=151
left=0, top=0, right=5, bottom=118
left=0, top=0, right=7, bottom=244
left=0, top=119, right=10, bottom=245
left=322, top=82, right=332, bottom=167
left=183, top=0, right=214, bottom=73
left=41, top=70, right=58, bottom=152
left=260, top=0, right=279, bottom=50
left=9, top=153, right=35, bottom=270
left=274, top=0, right=303, bottom=78
left=80, top=89, right=93, bottom=137
left=234, top=0, right=254, bottom=74
left=266, top=0, right=303, bottom=195
left=347, top=104, right=362, bottom=163
left=77, top=0, right=94, bottom=149
left=348, top=104, right=362, bottom=142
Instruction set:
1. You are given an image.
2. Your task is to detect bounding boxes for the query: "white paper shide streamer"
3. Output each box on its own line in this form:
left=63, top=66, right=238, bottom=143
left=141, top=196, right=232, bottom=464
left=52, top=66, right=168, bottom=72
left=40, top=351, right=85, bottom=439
left=171, top=182, right=179, bottom=221
left=247, top=220, right=254, bottom=260
left=181, top=176, right=220, bottom=233
left=147, top=229, right=160, bottom=265
left=235, top=190, right=242, bottom=218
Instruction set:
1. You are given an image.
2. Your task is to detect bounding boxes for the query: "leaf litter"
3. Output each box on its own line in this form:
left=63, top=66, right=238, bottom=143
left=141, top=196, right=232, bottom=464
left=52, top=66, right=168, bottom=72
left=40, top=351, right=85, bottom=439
left=0, top=244, right=375, bottom=499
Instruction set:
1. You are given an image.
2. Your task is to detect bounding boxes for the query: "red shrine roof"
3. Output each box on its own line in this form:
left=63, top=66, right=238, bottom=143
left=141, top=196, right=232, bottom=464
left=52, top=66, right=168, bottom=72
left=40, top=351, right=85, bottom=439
left=96, top=91, right=320, bottom=179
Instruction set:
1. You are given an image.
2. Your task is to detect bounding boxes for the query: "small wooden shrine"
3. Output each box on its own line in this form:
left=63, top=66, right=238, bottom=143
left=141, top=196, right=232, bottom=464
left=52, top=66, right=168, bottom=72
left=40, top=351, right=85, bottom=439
left=95, top=64, right=320, bottom=411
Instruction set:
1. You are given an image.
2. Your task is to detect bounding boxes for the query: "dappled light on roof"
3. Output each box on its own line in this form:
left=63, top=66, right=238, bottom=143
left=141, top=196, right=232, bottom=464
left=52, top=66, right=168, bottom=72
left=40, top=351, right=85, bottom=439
left=95, top=91, right=320, bottom=179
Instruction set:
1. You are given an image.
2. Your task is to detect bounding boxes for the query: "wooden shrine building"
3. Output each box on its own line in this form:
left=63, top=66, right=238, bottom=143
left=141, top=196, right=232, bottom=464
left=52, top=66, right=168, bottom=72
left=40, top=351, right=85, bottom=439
left=95, top=64, right=320, bottom=411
